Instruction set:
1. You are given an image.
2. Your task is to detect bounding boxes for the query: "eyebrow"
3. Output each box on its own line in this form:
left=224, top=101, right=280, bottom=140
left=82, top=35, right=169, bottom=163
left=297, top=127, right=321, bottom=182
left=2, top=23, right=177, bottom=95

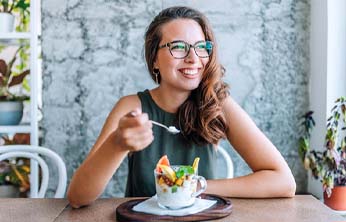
left=162, top=40, right=207, bottom=45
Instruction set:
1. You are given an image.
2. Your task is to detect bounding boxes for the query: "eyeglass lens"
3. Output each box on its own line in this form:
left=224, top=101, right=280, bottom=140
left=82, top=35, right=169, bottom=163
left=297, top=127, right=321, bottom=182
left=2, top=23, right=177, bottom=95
left=169, top=41, right=212, bottom=58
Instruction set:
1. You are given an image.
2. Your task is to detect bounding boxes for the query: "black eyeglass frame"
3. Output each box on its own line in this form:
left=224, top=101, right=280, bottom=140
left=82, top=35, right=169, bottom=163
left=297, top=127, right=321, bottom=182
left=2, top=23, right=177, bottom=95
left=158, top=40, right=213, bottom=59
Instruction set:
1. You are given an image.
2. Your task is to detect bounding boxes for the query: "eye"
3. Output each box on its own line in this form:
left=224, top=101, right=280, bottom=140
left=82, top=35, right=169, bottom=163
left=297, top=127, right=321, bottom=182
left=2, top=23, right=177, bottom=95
left=196, top=43, right=206, bottom=49
left=170, top=42, right=186, bottom=51
left=196, top=41, right=212, bottom=50
left=195, top=41, right=213, bottom=57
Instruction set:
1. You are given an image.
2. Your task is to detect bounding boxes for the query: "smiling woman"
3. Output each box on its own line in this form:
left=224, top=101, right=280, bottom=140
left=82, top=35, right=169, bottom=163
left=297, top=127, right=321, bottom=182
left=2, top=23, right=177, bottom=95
left=67, top=6, right=296, bottom=208
left=145, top=15, right=228, bottom=145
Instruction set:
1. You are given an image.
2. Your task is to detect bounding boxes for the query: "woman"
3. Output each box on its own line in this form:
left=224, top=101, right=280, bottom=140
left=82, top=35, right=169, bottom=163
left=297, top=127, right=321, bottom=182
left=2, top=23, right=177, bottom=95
left=67, top=6, right=296, bottom=208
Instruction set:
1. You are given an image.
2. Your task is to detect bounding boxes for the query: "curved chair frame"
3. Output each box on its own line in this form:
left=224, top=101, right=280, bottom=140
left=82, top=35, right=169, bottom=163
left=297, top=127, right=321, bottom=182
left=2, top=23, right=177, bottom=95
left=217, top=145, right=234, bottom=178
left=0, top=145, right=67, bottom=198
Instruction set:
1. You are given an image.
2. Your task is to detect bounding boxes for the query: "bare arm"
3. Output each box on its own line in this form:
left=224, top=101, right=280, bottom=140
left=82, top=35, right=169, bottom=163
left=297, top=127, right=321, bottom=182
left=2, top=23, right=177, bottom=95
left=206, top=96, right=296, bottom=198
left=67, top=95, right=153, bottom=207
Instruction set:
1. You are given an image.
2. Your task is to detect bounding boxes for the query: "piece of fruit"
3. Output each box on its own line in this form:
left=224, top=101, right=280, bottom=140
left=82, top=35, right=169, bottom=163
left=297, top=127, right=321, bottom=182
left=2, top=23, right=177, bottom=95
left=162, top=175, right=174, bottom=186
left=192, top=157, right=200, bottom=173
left=171, top=185, right=178, bottom=193
left=156, top=155, right=170, bottom=173
left=158, top=177, right=165, bottom=185
left=158, top=164, right=177, bottom=182
left=175, top=178, right=184, bottom=186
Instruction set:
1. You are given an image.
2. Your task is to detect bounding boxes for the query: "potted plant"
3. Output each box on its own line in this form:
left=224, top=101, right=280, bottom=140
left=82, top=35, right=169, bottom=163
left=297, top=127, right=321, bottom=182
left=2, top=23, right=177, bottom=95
left=0, top=45, right=30, bottom=125
left=0, top=0, right=30, bottom=32
left=298, top=97, right=346, bottom=211
left=0, top=133, right=30, bottom=197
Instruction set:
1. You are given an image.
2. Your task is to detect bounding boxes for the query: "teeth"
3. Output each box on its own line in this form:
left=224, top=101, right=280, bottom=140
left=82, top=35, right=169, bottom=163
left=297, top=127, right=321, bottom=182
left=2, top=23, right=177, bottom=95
left=181, top=69, right=198, bottom=75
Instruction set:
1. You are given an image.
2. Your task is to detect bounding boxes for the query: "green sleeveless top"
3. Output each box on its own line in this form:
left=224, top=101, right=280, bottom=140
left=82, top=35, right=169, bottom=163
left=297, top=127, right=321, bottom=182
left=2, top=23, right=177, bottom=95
left=125, top=89, right=217, bottom=197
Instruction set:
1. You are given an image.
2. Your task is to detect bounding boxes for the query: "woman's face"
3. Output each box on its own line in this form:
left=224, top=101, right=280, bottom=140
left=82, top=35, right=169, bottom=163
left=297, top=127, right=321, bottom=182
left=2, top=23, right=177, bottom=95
left=154, top=19, right=209, bottom=92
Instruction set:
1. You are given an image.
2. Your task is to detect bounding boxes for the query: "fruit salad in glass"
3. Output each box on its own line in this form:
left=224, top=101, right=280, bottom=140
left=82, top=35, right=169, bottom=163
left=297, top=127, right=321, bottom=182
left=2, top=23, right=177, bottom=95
left=154, top=155, right=207, bottom=210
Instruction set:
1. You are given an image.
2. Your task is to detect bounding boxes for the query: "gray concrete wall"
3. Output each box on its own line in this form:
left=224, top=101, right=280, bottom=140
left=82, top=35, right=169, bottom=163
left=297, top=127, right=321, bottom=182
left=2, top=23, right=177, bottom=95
left=42, top=0, right=309, bottom=196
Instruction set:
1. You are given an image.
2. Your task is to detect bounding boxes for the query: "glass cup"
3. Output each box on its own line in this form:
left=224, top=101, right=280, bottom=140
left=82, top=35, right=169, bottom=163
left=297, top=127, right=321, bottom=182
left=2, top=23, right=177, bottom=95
left=154, top=165, right=207, bottom=210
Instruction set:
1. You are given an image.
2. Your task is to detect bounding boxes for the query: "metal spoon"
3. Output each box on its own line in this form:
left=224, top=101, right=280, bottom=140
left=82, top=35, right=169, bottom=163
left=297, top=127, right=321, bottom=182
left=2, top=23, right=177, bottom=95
left=151, top=120, right=180, bottom=134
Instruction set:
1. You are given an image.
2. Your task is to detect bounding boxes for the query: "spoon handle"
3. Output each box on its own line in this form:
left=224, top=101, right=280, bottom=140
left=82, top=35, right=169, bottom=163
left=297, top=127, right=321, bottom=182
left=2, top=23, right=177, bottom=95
left=151, top=120, right=168, bottom=130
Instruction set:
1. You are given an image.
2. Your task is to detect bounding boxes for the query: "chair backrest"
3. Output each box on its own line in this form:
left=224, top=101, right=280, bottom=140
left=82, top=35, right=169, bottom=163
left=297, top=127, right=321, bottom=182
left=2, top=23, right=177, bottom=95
left=217, top=145, right=234, bottom=178
left=0, top=145, right=67, bottom=198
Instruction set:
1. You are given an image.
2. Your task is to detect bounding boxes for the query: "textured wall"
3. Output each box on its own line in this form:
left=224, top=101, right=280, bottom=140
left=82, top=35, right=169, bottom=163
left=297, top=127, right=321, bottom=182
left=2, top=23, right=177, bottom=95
left=42, top=0, right=309, bottom=196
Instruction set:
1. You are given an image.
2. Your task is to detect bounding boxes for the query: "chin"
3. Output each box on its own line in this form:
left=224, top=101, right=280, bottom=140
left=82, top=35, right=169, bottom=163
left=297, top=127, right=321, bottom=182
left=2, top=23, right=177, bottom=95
left=180, top=83, right=200, bottom=91
left=182, top=77, right=202, bottom=89
left=164, top=77, right=202, bottom=92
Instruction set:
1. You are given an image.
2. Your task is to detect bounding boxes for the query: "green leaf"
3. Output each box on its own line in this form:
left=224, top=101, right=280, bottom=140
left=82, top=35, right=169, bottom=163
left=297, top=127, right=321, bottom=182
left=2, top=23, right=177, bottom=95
left=176, top=170, right=184, bottom=179
left=187, top=167, right=194, bottom=174
left=0, top=174, right=5, bottom=185
left=175, top=166, right=195, bottom=178
left=22, top=78, right=30, bottom=92
left=171, top=185, right=177, bottom=193
left=14, top=0, right=30, bottom=11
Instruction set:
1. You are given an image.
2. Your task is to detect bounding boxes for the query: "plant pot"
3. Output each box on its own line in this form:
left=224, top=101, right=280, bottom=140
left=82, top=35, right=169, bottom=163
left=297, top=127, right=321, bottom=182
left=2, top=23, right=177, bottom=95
left=0, top=185, right=20, bottom=197
left=0, top=13, right=15, bottom=32
left=324, top=186, right=346, bottom=211
left=0, top=101, right=24, bottom=125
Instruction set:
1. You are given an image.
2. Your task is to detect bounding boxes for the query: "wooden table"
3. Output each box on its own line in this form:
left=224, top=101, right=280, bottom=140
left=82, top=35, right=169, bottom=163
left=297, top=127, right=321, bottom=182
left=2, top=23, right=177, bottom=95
left=0, top=195, right=343, bottom=222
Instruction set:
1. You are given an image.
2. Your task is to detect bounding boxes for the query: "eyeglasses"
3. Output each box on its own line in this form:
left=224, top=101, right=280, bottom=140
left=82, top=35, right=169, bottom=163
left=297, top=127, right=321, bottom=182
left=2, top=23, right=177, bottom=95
left=158, top=40, right=213, bottom=59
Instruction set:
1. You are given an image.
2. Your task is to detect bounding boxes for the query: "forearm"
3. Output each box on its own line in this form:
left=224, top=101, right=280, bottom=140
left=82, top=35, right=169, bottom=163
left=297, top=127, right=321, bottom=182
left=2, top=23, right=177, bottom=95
left=67, top=134, right=128, bottom=207
left=206, top=169, right=296, bottom=198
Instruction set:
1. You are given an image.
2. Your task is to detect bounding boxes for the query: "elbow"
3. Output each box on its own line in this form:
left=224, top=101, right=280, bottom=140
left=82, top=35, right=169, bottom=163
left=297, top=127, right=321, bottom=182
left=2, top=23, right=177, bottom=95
left=67, top=188, right=94, bottom=209
left=282, top=183, right=296, bottom=198
left=68, top=201, right=82, bottom=209
left=67, top=187, right=84, bottom=209
left=281, top=173, right=296, bottom=198
left=68, top=195, right=82, bottom=209
left=67, top=182, right=94, bottom=208
left=286, top=178, right=296, bottom=197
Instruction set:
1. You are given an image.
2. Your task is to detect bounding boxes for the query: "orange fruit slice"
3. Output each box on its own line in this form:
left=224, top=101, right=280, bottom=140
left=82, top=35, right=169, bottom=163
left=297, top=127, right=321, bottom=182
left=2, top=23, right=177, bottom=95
left=158, top=164, right=177, bottom=182
left=156, top=155, right=170, bottom=173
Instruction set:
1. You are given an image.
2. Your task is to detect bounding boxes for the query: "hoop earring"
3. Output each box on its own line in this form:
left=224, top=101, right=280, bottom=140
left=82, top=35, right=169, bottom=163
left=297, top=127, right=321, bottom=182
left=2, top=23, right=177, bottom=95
left=153, top=68, right=160, bottom=84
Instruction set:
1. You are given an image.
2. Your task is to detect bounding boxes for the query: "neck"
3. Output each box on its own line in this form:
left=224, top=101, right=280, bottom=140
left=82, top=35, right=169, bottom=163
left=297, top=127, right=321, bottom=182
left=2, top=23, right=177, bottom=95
left=150, top=86, right=190, bottom=113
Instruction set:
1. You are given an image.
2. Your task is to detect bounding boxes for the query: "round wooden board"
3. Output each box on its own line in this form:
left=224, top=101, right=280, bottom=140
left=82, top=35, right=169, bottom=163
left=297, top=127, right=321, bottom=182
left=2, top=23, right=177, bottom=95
left=116, top=194, right=232, bottom=222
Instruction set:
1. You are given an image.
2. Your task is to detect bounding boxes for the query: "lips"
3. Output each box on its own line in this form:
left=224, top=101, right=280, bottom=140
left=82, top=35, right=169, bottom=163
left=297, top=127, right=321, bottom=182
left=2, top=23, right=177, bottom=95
left=178, top=68, right=201, bottom=78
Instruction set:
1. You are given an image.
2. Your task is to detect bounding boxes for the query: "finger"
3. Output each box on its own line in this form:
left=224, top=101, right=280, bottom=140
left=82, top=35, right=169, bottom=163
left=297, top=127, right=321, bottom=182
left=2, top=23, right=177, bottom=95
left=141, top=134, right=154, bottom=147
left=130, top=133, right=154, bottom=151
left=131, top=117, right=152, bottom=132
left=135, top=129, right=154, bottom=141
left=124, top=127, right=153, bottom=144
left=120, top=108, right=141, bottom=128
left=122, top=113, right=150, bottom=129
left=118, top=113, right=147, bottom=130
left=124, top=128, right=153, bottom=149
left=126, top=108, right=141, bottom=117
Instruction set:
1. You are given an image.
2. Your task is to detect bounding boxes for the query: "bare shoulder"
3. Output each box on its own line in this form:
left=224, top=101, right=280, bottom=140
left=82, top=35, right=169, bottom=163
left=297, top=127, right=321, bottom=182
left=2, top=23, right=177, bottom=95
left=117, top=94, right=141, bottom=106
left=221, top=95, right=259, bottom=140
left=110, top=94, right=141, bottom=117
left=221, top=95, right=244, bottom=119
left=104, top=94, right=142, bottom=128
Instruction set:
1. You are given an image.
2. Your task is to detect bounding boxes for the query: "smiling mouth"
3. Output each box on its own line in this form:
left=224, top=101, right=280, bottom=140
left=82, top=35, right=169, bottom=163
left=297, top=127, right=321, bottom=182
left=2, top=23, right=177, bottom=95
left=178, top=68, right=200, bottom=76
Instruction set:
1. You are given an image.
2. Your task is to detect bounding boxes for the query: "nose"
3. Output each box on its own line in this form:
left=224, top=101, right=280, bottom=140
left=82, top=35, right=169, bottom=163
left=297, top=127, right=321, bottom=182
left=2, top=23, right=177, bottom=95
left=184, top=47, right=199, bottom=63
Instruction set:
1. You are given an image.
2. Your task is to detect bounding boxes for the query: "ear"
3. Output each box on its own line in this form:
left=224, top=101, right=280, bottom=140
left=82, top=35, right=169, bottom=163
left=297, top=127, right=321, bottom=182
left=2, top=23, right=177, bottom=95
left=153, top=61, right=159, bottom=69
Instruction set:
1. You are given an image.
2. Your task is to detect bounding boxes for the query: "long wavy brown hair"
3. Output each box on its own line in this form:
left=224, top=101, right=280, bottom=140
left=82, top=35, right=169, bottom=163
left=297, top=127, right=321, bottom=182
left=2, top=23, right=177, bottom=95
left=144, top=6, right=229, bottom=145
